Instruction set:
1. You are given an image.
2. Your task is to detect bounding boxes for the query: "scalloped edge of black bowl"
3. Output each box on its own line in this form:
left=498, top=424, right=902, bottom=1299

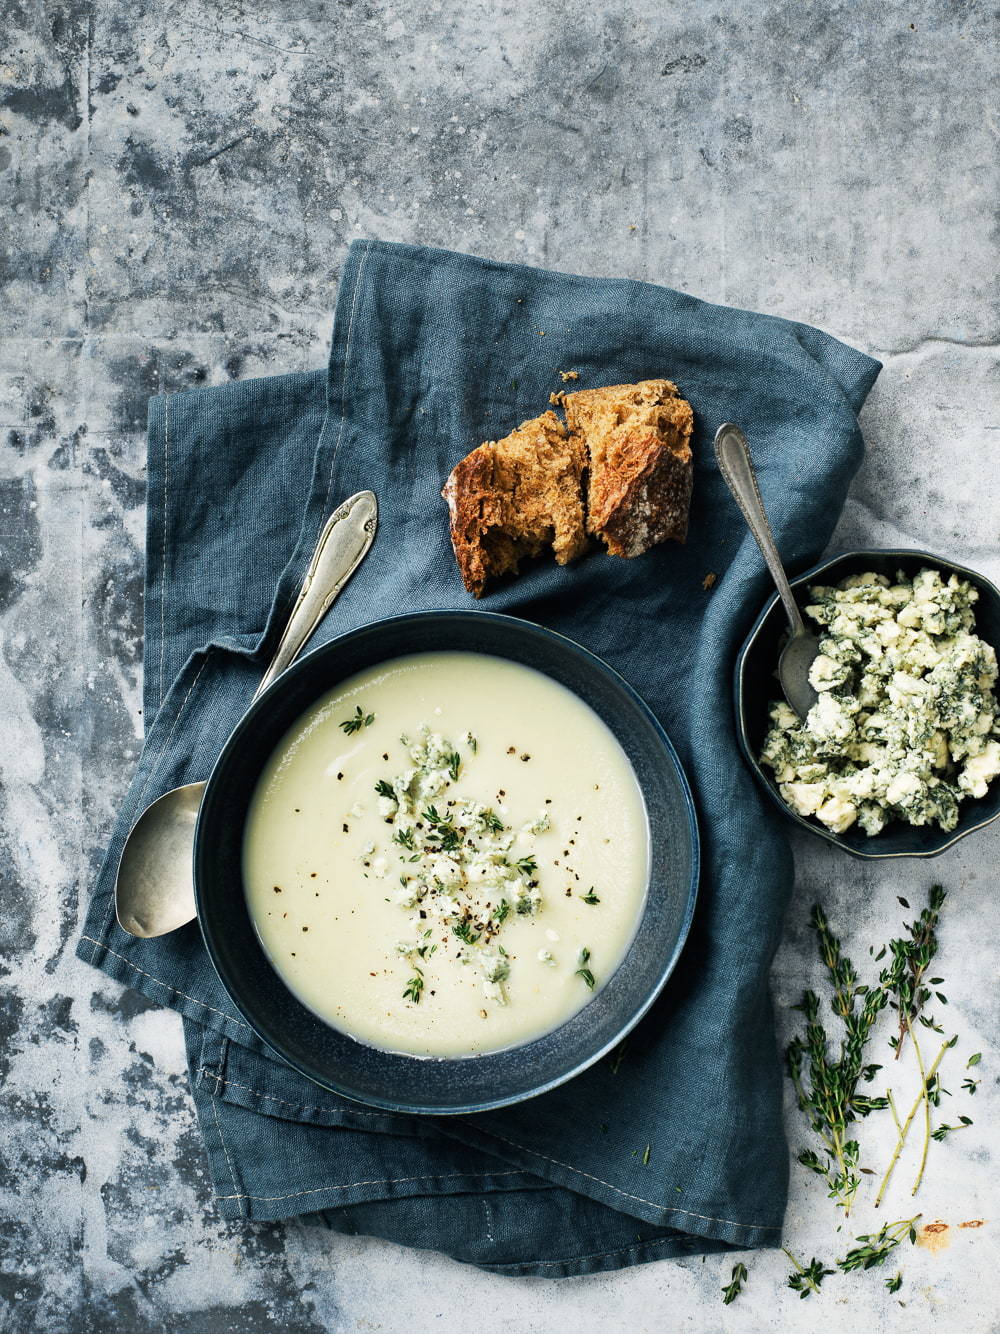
left=735, top=549, right=1000, bottom=860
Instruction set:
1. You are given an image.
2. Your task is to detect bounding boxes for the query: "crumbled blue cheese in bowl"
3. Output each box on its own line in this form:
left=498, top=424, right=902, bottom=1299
left=760, top=568, right=1000, bottom=836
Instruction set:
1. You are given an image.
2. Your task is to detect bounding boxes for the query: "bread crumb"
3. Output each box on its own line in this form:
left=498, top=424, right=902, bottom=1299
left=702, top=572, right=717, bottom=590
left=559, top=370, right=580, bottom=382
left=538, top=330, right=546, bottom=336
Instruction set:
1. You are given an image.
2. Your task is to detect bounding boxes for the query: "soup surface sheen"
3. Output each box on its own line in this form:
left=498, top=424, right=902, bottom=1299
left=243, top=650, right=649, bottom=1057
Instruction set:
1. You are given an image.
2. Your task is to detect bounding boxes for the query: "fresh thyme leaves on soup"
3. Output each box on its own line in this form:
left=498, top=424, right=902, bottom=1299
left=760, top=568, right=1000, bottom=836
left=243, top=651, right=649, bottom=1057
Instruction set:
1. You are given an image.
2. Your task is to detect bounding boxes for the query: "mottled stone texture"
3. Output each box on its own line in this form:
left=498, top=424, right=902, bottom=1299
left=1, top=0, right=998, bottom=1329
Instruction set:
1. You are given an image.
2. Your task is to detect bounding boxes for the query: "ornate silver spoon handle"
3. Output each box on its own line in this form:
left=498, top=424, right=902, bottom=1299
left=254, top=491, right=378, bottom=700
left=714, top=423, right=807, bottom=637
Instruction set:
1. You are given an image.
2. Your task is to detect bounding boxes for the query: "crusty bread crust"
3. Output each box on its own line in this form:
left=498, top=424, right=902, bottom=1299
left=442, top=411, right=587, bottom=597
left=443, top=379, right=694, bottom=594
left=553, top=379, right=694, bottom=558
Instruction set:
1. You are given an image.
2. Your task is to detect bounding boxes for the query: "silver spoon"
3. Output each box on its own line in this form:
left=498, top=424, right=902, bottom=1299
left=115, top=490, right=379, bottom=938
left=714, top=423, right=819, bottom=720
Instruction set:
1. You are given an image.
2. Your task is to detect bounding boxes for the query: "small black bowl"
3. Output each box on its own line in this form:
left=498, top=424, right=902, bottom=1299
left=195, top=611, right=699, bottom=1114
left=736, top=549, right=1000, bottom=859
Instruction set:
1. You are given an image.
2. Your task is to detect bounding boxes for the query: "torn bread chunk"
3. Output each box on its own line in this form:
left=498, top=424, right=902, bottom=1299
left=553, top=378, right=694, bottom=558
left=442, top=410, right=588, bottom=597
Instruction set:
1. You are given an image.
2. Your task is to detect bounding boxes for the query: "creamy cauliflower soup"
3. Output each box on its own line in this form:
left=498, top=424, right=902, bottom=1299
left=243, top=651, right=649, bottom=1057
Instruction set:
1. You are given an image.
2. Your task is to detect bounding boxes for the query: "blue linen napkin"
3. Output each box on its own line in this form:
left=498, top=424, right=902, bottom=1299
left=77, top=240, right=880, bottom=1278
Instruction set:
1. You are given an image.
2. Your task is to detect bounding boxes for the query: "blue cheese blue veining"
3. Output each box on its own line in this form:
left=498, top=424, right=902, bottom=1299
left=372, top=723, right=558, bottom=1006
left=760, top=568, right=1000, bottom=835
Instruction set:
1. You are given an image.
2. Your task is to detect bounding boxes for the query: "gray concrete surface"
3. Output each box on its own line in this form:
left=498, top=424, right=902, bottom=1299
left=2, top=0, right=998, bottom=1329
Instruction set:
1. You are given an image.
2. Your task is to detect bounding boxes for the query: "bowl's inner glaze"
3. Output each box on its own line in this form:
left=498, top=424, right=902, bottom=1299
left=196, top=612, right=699, bottom=1114
left=737, top=550, right=1000, bottom=858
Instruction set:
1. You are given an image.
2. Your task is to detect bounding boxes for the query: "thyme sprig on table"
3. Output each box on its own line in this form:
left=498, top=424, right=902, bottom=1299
left=930, top=1116, right=973, bottom=1142
left=786, top=905, right=890, bottom=1214
left=962, top=1052, right=982, bottom=1095
left=837, top=1216, right=920, bottom=1272
left=872, top=887, right=958, bottom=1203
left=723, top=884, right=974, bottom=1306
left=880, top=886, right=947, bottom=1059
left=775, top=1218, right=918, bottom=1306
left=783, top=1250, right=834, bottom=1299
left=721, top=1262, right=748, bottom=1304
left=787, top=885, right=966, bottom=1215
left=874, top=1033, right=957, bottom=1204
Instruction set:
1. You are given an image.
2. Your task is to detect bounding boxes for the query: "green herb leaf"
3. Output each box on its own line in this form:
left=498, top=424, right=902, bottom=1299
left=721, top=1261, right=748, bottom=1305
left=783, top=1250, right=834, bottom=1298
left=789, top=886, right=953, bottom=1216
left=837, top=1216, right=919, bottom=1272
left=575, top=948, right=595, bottom=989
left=340, top=705, right=375, bottom=734
left=402, top=970, right=424, bottom=1004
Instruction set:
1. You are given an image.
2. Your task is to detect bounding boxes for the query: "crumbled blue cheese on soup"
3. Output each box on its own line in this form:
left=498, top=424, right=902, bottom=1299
left=372, top=724, right=592, bottom=1007
left=760, top=569, right=1000, bottom=836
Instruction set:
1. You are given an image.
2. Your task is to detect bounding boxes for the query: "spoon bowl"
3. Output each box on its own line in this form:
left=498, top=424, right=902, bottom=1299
left=114, top=491, right=378, bottom=938
left=116, top=784, right=203, bottom=937
left=778, top=630, right=821, bottom=720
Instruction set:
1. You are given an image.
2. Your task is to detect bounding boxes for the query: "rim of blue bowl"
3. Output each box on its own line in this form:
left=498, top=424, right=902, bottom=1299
left=735, top=549, right=1000, bottom=861
left=194, top=609, right=701, bottom=1113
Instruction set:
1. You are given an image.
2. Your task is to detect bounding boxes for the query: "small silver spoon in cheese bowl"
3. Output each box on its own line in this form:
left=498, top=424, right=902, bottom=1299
left=714, top=422, right=820, bottom=720
left=733, top=548, right=1000, bottom=858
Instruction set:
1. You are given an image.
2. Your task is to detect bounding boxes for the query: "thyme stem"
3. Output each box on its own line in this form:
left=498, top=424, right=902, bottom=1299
left=910, top=1023, right=932, bottom=1198
left=783, top=1248, right=806, bottom=1275
left=875, top=1037, right=950, bottom=1207
left=887, top=1087, right=902, bottom=1136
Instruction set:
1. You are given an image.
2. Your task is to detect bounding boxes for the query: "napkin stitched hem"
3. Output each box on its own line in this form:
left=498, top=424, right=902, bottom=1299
left=194, top=1070, right=773, bottom=1272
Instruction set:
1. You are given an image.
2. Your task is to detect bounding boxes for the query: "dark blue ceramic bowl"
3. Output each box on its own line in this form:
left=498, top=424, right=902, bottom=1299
left=736, top=549, right=1000, bottom=859
left=195, top=611, right=699, bottom=1114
